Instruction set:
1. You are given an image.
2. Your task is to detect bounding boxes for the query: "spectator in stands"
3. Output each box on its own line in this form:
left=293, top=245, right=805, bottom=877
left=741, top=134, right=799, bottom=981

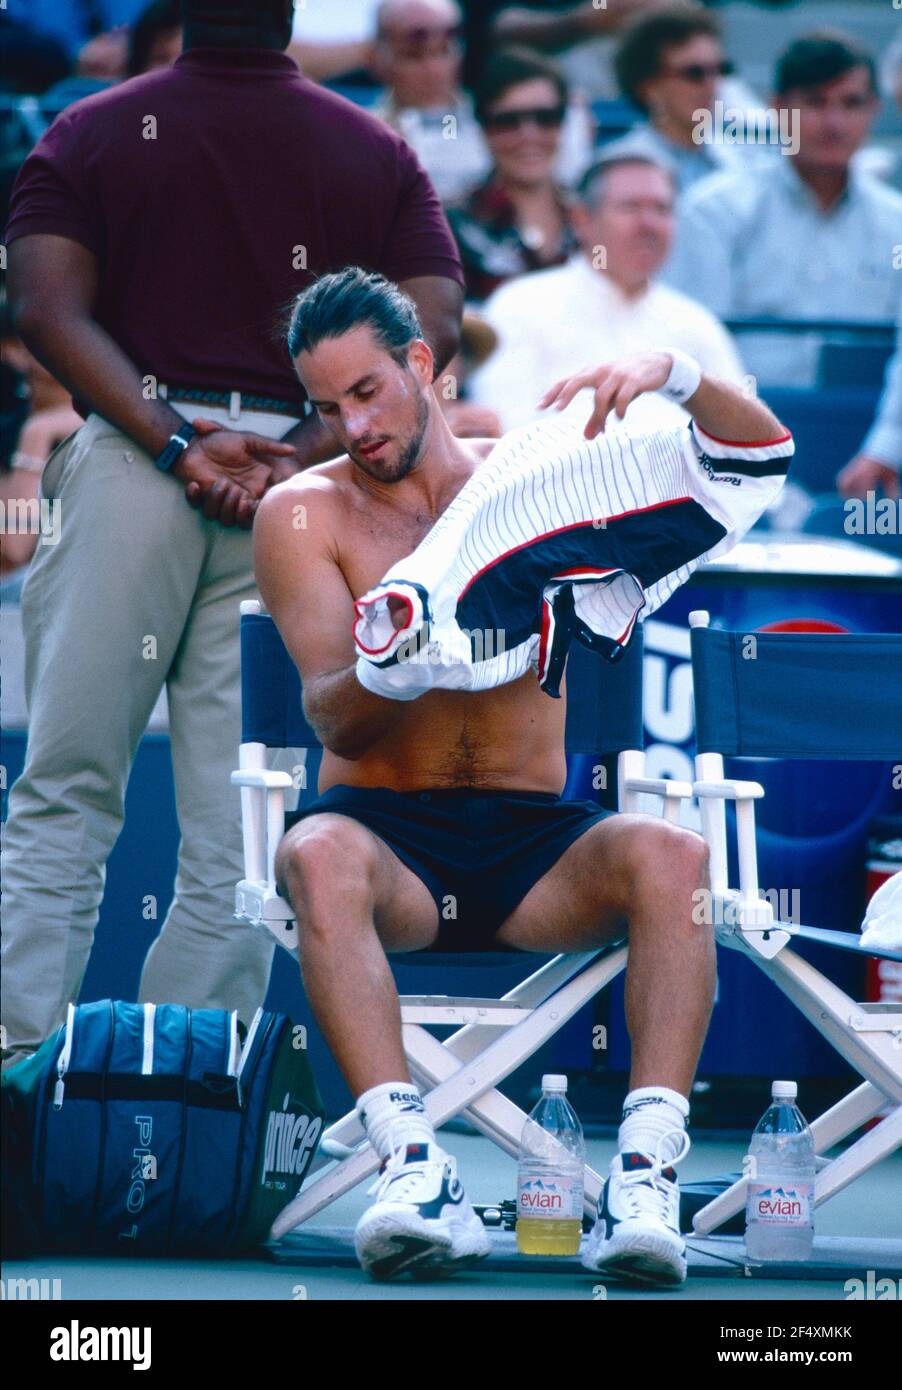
left=127, top=1, right=182, bottom=78
left=1, top=0, right=464, bottom=1067
left=447, top=48, right=581, bottom=302
left=75, top=28, right=130, bottom=82
left=468, top=154, right=743, bottom=433
left=371, top=0, right=490, bottom=203
left=606, top=6, right=754, bottom=194
left=666, top=33, right=902, bottom=388
left=372, top=1, right=594, bottom=205
left=837, top=295, right=901, bottom=501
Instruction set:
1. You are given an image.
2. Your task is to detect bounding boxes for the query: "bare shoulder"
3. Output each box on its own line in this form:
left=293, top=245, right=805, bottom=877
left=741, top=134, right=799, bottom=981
left=254, top=456, right=356, bottom=539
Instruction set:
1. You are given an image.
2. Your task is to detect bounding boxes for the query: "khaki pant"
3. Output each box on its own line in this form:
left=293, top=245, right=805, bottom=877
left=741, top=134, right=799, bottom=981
left=1, top=408, right=302, bottom=1053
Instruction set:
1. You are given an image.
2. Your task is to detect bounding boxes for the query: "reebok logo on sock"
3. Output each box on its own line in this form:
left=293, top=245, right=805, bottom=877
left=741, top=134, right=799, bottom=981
left=389, top=1091, right=424, bottom=1110
left=622, top=1097, right=668, bottom=1118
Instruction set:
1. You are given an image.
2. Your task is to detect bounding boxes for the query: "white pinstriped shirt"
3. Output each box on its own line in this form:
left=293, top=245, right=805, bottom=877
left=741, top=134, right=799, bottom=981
left=354, top=412, right=793, bottom=699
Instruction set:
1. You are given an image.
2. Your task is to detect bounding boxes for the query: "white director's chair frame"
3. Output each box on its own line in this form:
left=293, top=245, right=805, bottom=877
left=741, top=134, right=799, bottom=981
left=686, top=611, right=902, bottom=1237
left=231, top=600, right=688, bottom=1239
left=232, top=601, right=901, bottom=1244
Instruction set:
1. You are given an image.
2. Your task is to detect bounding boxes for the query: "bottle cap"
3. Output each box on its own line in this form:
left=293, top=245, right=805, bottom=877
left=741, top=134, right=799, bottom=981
left=772, top=1080, right=797, bottom=1100
left=542, top=1074, right=568, bottom=1092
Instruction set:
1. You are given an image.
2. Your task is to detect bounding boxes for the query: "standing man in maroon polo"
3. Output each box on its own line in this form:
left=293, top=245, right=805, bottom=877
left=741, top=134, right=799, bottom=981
left=1, top=0, right=464, bottom=1065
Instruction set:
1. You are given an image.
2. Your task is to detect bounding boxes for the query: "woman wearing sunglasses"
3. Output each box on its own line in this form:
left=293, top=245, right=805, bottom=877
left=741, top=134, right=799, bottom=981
left=608, top=7, right=760, bottom=195
left=447, top=48, right=583, bottom=303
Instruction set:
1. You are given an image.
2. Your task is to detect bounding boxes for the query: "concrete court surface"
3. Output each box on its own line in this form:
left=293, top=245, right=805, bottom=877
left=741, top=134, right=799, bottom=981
left=3, top=1131, right=900, bottom=1303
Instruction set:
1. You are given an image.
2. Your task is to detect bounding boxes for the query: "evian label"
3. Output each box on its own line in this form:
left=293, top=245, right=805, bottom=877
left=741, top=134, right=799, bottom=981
left=747, top=1181, right=813, bottom=1226
left=517, top=1170, right=582, bottom=1220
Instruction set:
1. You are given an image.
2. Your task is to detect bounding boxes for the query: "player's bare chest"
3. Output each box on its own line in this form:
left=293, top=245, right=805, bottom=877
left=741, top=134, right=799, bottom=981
left=336, top=504, right=438, bottom=599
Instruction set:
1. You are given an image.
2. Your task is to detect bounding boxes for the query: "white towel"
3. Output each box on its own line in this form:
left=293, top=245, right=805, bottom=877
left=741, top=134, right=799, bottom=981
left=860, top=871, right=902, bottom=952
left=354, top=414, right=793, bottom=700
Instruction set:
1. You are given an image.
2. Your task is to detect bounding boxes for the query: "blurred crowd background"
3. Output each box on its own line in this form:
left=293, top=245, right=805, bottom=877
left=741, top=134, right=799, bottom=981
left=2, top=0, right=902, bottom=593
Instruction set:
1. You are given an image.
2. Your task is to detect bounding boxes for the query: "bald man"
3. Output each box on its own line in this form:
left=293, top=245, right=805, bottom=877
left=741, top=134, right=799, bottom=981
left=371, top=0, right=493, bottom=201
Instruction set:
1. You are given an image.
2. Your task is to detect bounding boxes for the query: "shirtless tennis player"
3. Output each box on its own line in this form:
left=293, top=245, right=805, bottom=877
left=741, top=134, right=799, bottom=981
left=253, top=267, right=789, bottom=1285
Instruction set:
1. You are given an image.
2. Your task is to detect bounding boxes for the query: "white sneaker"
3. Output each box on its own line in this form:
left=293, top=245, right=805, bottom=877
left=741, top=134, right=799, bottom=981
left=581, top=1129, right=691, bottom=1287
left=355, top=1137, right=491, bottom=1281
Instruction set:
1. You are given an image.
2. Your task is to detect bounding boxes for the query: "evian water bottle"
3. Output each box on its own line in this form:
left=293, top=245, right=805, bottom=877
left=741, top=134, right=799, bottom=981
left=516, top=1074, right=585, bottom=1256
left=745, top=1080, right=815, bottom=1261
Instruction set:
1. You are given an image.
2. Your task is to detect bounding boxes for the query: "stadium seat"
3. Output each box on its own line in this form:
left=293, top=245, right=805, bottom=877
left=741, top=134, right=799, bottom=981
left=818, top=341, right=895, bottom=391
left=230, top=602, right=692, bottom=1239
left=592, top=98, right=642, bottom=144
left=763, top=386, right=880, bottom=494
left=685, top=612, right=902, bottom=1238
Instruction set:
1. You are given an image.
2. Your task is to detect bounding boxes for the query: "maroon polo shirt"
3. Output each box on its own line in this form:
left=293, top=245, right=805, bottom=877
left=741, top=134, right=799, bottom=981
left=5, top=47, right=464, bottom=408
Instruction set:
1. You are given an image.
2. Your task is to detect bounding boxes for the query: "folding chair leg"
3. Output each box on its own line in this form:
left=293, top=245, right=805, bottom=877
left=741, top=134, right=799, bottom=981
left=420, top=947, right=626, bottom=1069
left=270, top=948, right=628, bottom=1239
left=741, top=944, right=902, bottom=1103
left=813, top=1104, right=902, bottom=1205
left=809, top=1082, right=893, bottom=1152
left=309, top=1108, right=366, bottom=1166
left=270, top=1127, right=383, bottom=1238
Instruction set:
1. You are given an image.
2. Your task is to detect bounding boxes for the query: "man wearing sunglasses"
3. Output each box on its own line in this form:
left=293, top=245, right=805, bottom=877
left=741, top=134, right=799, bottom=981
left=371, top=0, right=489, bottom=204
left=447, top=48, right=595, bottom=302
left=607, top=7, right=758, bottom=195
left=372, top=0, right=592, bottom=206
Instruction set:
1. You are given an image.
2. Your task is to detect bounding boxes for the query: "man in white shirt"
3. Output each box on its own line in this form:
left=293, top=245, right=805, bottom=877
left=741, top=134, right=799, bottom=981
left=665, top=33, right=902, bottom=388
left=468, top=153, right=744, bottom=433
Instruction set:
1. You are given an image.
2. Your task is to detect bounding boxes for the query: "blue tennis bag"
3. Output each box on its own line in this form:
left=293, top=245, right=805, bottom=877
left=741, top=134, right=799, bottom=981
left=1, top=999, right=324, bottom=1256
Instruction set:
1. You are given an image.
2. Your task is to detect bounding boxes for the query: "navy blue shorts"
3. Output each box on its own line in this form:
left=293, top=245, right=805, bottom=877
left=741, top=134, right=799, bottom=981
left=285, top=785, right=614, bottom=951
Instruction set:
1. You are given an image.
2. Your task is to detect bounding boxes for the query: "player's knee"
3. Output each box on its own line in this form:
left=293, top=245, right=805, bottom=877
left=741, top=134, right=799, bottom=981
left=625, top=819, right=709, bottom=896
left=275, top=818, right=379, bottom=916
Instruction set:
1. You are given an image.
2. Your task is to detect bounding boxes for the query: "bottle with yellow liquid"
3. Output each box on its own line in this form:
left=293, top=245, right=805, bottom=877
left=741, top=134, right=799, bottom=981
left=516, top=1074, right=585, bottom=1256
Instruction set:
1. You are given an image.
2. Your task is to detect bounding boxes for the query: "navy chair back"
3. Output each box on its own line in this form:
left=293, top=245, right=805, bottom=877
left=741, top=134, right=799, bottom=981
left=761, top=387, right=879, bottom=494
left=690, top=628, right=902, bottom=761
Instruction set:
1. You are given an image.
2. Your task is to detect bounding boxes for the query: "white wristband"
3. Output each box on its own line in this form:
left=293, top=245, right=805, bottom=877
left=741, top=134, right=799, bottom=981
left=659, top=349, right=702, bottom=404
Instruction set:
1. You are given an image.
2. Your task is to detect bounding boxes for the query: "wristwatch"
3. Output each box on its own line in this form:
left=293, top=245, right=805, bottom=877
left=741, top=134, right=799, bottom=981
left=154, top=422, right=197, bottom=472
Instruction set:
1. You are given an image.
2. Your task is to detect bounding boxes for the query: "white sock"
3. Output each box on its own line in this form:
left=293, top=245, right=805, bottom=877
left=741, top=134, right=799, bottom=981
left=356, top=1081, right=436, bottom=1160
left=618, top=1085, right=690, bottom=1166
